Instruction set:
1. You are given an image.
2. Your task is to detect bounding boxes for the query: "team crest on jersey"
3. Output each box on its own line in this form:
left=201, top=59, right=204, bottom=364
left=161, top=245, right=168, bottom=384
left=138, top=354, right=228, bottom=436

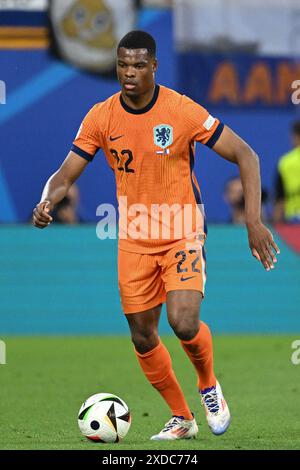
left=154, top=124, right=173, bottom=149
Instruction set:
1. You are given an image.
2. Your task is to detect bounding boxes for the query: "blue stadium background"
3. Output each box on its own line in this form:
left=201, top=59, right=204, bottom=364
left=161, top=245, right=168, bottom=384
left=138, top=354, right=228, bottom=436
left=0, top=6, right=299, bottom=335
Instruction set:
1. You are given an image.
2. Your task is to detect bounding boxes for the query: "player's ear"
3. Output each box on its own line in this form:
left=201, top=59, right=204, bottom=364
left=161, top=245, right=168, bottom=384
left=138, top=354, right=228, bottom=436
left=153, top=58, right=158, bottom=73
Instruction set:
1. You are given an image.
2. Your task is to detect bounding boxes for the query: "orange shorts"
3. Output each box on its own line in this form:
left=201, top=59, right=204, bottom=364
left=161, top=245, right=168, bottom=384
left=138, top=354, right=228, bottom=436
left=118, top=241, right=207, bottom=314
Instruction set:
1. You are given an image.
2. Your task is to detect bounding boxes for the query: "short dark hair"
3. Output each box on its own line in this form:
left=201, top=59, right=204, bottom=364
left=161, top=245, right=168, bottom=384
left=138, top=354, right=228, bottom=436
left=117, top=30, right=156, bottom=57
left=292, top=120, right=300, bottom=136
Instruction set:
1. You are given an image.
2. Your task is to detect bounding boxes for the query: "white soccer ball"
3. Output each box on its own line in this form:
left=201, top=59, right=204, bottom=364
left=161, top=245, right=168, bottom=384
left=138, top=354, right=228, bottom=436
left=78, top=393, right=131, bottom=443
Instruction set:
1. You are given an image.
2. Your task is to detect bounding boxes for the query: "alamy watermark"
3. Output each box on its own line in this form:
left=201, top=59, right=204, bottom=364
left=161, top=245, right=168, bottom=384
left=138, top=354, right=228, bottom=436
left=291, top=80, right=300, bottom=105
left=291, top=339, right=300, bottom=365
left=0, top=80, right=6, bottom=104
left=0, top=340, right=6, bottom=365
left=95, top=197, right=206, bottom=248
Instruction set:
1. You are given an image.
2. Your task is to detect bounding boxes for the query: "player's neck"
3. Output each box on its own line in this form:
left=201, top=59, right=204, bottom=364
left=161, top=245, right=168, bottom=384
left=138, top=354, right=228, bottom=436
left=121, top=84, right=156, bottom=111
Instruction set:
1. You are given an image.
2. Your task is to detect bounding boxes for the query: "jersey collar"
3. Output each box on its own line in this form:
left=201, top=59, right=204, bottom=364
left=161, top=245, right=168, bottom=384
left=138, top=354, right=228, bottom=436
left=120, top=84, right=160, bottom=115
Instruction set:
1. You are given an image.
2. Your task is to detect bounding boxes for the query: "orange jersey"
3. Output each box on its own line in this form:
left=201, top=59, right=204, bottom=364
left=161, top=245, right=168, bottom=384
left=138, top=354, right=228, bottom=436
left=72, top=85, right=224, bottom=253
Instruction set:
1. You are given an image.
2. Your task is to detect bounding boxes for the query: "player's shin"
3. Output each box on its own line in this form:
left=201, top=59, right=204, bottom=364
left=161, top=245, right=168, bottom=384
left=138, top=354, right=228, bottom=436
left=134, top=340, right=193, bottom=420
left=180, top=321, right=216, bottom=391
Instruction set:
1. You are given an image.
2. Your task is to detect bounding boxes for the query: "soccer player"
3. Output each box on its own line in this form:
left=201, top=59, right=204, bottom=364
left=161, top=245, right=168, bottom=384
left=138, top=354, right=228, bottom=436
left=33, top=31, right=280, bottom=441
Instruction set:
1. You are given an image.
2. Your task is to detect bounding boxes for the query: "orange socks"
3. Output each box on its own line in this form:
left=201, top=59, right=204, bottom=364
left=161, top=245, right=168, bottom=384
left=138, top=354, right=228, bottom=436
left=134, top=322, right=215, bottom=418
left=180, top=321, right=216, bottom=391
left=135, top=340, right=193, bottom=420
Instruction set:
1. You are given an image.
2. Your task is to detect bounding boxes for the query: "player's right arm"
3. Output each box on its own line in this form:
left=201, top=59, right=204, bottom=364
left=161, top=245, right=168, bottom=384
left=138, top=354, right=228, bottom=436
left=33, top=103, right=102, bottom=229
left=33, top=151, right=88, bottom=228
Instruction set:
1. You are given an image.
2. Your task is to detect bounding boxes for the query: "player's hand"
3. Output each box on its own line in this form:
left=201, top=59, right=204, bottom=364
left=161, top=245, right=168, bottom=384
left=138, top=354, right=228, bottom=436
left=32, top=201, right=53, bottom=229
left=247, top=221, right=280, bottom=271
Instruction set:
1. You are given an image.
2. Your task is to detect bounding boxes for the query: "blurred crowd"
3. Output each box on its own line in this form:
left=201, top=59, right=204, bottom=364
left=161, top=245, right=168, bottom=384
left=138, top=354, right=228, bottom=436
left=224, top=120, right=300, bottom=225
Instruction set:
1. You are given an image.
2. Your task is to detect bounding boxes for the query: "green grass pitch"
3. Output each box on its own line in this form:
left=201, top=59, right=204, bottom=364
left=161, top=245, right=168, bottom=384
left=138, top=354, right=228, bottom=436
left=0, top=335, right=299, bottom=450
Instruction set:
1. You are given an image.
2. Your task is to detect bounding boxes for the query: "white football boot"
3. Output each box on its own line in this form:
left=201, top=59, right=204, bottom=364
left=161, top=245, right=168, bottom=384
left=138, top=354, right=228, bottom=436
left=200, top=381, right=230, bottom=435
left=150, top=415, right=198, bottom=441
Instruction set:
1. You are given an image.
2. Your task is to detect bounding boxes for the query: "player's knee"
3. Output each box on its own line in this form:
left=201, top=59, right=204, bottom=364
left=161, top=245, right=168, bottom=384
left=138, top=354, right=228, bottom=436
left=172, top=321, right=199, bottom=341
left=169, top=307, right=199, bottom=341
left=131, top=331, right=159, bottom=354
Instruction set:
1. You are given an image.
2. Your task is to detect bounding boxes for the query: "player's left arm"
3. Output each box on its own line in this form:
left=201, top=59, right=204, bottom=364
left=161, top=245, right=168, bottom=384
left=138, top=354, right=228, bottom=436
left=211, top=125, right=280, bottom=271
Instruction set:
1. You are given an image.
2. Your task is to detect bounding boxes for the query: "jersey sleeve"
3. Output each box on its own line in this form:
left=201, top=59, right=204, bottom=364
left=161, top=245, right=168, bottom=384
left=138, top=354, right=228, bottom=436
left=71, top=104, right=103, bottom=162
left=182, top=95, right=224, bottom=147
